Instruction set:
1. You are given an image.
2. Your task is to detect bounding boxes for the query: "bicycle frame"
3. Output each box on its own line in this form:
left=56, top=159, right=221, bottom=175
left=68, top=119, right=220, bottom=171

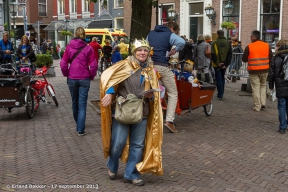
left=30, top=66, right=58, bottom=111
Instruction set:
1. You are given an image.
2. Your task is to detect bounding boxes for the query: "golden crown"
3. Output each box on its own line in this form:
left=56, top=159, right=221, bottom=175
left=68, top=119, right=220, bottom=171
left=130, top=38, right=150, bottom=53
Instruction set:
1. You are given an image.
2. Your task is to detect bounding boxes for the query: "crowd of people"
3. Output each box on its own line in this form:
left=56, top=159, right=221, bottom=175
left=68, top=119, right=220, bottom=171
left=55, top=20, right=286, bottom=187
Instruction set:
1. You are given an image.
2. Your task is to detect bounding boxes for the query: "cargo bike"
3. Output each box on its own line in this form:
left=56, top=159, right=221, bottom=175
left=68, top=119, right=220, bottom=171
left=162, top=60, right=216, bottom=116
left=0, top=63, right=34, bottom=118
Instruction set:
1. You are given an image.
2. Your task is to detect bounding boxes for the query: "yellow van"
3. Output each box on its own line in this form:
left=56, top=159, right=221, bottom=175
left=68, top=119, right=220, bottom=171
left=105, top=28, right=129, bottom=44
left=84, top=29, right=114, bottom=47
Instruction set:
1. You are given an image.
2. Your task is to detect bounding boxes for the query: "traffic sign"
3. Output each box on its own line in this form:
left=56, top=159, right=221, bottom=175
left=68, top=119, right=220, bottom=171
left=25, top=31, right=30, bottom=37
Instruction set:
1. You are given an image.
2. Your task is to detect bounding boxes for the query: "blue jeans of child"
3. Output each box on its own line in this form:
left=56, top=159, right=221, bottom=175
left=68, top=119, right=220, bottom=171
left=67, top=78, right=90, bottom=133
left=278, top=97, right=288, bottom=130
left=213, top=67, right=226, bottom=99
left=107, top=118, right=147, bottom=180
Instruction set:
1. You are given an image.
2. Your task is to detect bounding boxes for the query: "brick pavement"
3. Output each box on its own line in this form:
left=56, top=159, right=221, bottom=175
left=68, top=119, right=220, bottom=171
left=1, top=59, right=288, bottom=192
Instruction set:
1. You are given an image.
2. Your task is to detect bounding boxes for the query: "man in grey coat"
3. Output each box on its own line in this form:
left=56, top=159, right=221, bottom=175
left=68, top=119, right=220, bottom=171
left=194, top=34, right=211, bottom=83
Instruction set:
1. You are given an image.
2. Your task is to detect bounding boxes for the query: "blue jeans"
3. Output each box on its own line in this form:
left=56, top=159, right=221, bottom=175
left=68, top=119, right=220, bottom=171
left=278, top=97, right=288, bottom=130
left=107, top=118, right=147, bottom=180
left=214, top=67, right=226, bottom=98
left=67, top=78, right=90, bottom=133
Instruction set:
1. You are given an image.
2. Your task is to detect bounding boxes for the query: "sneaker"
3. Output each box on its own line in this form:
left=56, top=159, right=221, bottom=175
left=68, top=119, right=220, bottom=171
left=108, top=169, right=117, bottom=180
left=164, top=121, right=178, bottom=133
left=261, top=105, right=266, bottom=109
left=124, top=178, right=145, bottom=186
left=217, top=97, right=222, bottom=100
left=78, top=132, right=86, bottom=136
left=279, top=129, right=286, bottom=134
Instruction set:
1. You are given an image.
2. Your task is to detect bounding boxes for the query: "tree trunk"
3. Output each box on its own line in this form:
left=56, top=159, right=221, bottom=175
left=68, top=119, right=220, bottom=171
left=130, top=0, right=152, bottom=41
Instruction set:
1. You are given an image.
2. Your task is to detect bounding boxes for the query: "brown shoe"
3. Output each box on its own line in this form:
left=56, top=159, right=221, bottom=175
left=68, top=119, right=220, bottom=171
left=253, top=107, right=260, bottom=112
left=164, top=122, right=178, bottom=133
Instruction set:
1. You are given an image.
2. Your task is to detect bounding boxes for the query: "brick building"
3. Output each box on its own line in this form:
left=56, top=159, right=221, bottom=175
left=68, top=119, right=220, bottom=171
left=123, top=0, right=286, bottom=49
left=180, top=0, right=285, bottom=48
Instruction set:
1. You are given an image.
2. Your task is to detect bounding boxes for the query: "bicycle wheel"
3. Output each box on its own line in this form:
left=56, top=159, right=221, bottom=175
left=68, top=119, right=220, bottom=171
left=33, top=94, right=40, bottom=112
left=103, top=60, right=108, bottom=71
left=25, top=88, right=34, bottom=119
left=203, top=99, right=213, bottom=116
left=46, top=85, right=58, bottom=106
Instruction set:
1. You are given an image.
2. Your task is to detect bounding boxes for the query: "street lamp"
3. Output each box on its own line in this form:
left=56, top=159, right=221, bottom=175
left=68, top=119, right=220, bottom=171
left=9, top=1, right=19, bottom=50
left=64, top=19, right=69, bottom=46
left=204, top=4, right=216, bottom=25
left=168, top=7, right=178, bottom=22
left=224, top=0, right=234, bottom=40
left=224, top=0, right=234, bottom=17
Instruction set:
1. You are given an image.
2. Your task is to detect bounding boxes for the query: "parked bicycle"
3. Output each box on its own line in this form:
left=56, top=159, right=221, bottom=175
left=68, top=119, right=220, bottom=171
left=30, top=66, right=58, bottom=112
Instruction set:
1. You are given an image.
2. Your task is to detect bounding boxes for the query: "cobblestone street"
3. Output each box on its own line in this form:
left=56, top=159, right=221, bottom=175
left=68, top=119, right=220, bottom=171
left=1, top=60, right=288, bottom=192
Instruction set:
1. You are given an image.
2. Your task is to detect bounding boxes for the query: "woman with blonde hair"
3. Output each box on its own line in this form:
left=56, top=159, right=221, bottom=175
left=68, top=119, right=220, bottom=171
left=60, top=27, right=97, bottom=136
left=16, top=35, right=34, bottom=62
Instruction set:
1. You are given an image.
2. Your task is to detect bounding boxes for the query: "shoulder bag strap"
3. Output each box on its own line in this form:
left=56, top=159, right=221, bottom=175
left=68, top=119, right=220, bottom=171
left=70, top=46, right=85, bottom=64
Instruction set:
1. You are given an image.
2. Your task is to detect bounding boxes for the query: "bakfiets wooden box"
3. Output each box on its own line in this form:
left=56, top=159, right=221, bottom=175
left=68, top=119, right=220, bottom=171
left=177, top=80, right=216, bottom=110
left=0, top=75, right=30, bottom=107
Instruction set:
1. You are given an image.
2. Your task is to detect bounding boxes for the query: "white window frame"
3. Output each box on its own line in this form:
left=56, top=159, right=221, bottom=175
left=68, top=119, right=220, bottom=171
left=115, top=17, right=124, bottom=28
left=114, top=0, right=123, bottom=9
left=38, top=0, right=47, bottom=17
left=13, top=0, right=26, bottom=17
left=158, top=3, right=175, bottom=25
left=70, top=0, right=77, bottom=13
left=58, top=0, right=64, bottom=15
left=99, top=0, right=109, bottom=13
left=82, top=0, right=90, bottom=12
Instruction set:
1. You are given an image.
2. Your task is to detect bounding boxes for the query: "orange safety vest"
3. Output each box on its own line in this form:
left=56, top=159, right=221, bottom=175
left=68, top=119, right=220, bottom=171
left=247, top=41, right=270, bottom=71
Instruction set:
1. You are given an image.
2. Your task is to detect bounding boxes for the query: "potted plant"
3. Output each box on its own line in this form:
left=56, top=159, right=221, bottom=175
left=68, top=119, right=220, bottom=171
left=60, top=30, right=73, bottom=37
left=34, top=54, right=55, bottom=76
left=221, top=21, right=236, bottom=30
left=220, top=21, right=236, bottom=39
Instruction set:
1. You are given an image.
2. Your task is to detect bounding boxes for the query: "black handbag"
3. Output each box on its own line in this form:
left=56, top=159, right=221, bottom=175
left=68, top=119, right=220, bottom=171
left=30, top=52, right=37, bottom=62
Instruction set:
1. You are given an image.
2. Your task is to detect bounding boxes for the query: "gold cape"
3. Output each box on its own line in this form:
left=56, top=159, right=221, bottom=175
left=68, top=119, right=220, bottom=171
left=100, top=57, right=163, bottom=175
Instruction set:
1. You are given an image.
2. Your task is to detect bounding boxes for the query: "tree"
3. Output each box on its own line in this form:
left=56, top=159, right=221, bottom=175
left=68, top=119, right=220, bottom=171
left=130, top=0, right=152, bottom=41
left=88, top=0, right=153, bottom=40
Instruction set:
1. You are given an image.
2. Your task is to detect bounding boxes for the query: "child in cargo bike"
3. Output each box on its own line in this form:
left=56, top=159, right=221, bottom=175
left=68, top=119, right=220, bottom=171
left=174, top=61, right=203, bottom=89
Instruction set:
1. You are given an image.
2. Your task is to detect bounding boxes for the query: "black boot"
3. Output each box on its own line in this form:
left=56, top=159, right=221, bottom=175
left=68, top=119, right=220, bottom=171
left=197, top=73, right=201, bottom=81
left=204, top=73, right=210, bottom=83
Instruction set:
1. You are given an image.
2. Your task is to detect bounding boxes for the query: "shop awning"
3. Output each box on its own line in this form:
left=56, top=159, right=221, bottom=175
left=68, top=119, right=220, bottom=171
left=44, top=19, right=94, bottom=31
left=44, top=19, right=112, bottom=31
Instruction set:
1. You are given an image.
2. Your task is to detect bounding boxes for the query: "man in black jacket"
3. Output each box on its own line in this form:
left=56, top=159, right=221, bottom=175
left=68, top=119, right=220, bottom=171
left=268, top=40, right=288, bottom=134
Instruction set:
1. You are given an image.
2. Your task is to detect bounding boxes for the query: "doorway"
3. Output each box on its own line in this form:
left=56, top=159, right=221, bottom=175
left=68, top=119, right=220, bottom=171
left=190, top=17, right=203, bottom=43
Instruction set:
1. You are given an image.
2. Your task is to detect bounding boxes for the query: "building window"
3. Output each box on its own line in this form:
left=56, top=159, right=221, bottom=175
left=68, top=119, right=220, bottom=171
left=38, top=0, right=47, bottom=16
left=260, top=0, right=280, bottom=47
left=83, top=0, right=90, bottom=12
left=160, top=4, right=174, bottom=24
left=99, top=0, right=109, bottom=14
left=70, top=0, right=77, bottom=13
left=58, top=0, right=64, bottom=14
left=222, top=0, right=240, bottom=39
left=115, top=0, right=123, bottom=8
left=115, top=18, right=123, bottom=28
left=14, top=0, right=26, bottom=17
left=189, top=3, right=203, bottom=15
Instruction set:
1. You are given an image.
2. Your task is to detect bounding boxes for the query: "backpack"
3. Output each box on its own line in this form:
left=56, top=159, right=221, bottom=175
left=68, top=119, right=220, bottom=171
left=280, top=55, right=288, bottom=81
left=205, top=43, right=211, bottom=58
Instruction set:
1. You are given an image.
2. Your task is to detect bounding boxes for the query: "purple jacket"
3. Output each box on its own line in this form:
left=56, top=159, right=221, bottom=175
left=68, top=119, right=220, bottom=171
left=60, top=38, right=97, bottom=80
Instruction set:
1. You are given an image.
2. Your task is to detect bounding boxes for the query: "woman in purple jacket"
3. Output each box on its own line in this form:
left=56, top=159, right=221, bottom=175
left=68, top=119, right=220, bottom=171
left=60, top=27, right=97, bottom=136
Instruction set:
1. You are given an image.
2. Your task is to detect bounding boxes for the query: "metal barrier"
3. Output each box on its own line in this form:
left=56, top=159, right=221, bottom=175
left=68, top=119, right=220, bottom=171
left=226, top=53, right=249, bottom=78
